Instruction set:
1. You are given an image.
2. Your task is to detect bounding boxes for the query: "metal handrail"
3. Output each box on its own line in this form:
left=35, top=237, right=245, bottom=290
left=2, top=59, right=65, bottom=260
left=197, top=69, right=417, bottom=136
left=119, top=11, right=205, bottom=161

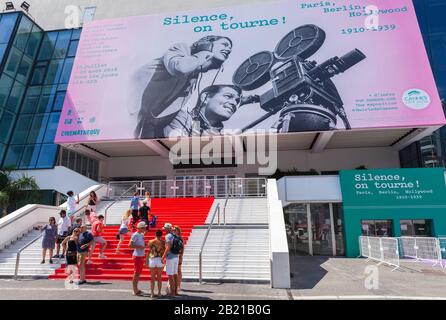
left=223, top=194, right=229, bottom=226
left=104, top=184, right=138, bottom=225
left=199, top=203, right=221, bottom=284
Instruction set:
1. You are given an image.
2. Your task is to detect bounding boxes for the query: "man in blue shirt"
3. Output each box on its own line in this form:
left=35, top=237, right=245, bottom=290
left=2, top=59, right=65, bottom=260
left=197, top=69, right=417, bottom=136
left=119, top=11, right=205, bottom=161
left=77, top=225, right=94, bottom=285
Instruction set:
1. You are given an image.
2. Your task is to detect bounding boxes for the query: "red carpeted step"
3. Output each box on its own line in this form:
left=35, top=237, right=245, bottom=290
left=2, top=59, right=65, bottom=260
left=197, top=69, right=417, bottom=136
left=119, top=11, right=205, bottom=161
left=49, top=197, right=213, bottom=281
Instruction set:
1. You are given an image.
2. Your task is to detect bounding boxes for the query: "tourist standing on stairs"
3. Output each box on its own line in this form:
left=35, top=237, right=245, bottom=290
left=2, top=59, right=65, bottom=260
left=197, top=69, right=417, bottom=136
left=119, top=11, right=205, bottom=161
left=139, top=201, right=150, bottom=227
left=40, top=217, right=57, bottom=264
left=143, top=191, right=152, bottom=209
left=174, top=226, right=184, bottom=291
left=87, top=191, right=99, bottom=212
left=66, top=191, right=79, bottom=220
left=91, top=215, right=107, bottom=259
left=77, top=225, right=94, bottom=285
left=147, top=229, right=165, bottom=298
left=130, top=192, right=141, bottom=229
left=54, top=210, right=71, bottom=260
left=84, top=209, right=98, bottom=226
left=116, top=210, right=132, bottom=254
left=129, top=221, right=147, bottom=296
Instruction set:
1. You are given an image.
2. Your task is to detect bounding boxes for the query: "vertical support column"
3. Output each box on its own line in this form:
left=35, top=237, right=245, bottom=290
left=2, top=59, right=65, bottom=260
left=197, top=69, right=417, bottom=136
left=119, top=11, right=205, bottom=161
left=307, top=204, right=313, bottom=256
left=329, top=203, right=336, bottom=256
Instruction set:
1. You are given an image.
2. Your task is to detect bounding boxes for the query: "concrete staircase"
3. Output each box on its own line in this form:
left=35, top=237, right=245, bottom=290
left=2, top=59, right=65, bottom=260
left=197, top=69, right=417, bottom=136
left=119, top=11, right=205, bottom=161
left=207, top=198, right=269, bottom=224
left=0, top=229, right=62, bottom=277
left=101, top=200, right=131, bottom=225
left=185, top=197, right=271, bottom=283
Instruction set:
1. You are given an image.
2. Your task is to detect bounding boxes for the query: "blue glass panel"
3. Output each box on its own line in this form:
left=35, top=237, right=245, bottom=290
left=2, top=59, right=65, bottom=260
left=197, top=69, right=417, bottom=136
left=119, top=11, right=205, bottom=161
left=60, top=58, right=74, bottom=84
left=27, top=113, right=50, bottom=144
left=0, top=13, right=18, bottom=44
left=20, top=144, right=41, bottom=169
left=16, top=54, right=33, bottom=84
left=43, top=112, right=61, bottom=143
left=5, top=81, right=25, bottom=113
left=37, top=86, right=56, bottom=113
left=0, top=43, right=6, bottom=62
left=11, top=114, right=33, bottom=144
left=67, top=40, right=79, bottom=57
left=44, top=59, right=64, bottom=84
left=52, top=30, right=71, bottom=59
left=36, top=144, right=58, bottom=168
left=426, top=2, right=446, bottom=34
left=71, top=28, right=82, bottom=40
left=0, top=73, right=14, bottom=108
left=21, top=86, right=42, bottom=113
left=4, top=47, right=22, bottom=78
left=3, top=145, right=24, bottom=168
left=14, top=16, right=33, bottom=52
left=37, top=32, right=58, bottom=61
left=53, top=91, right=66, bottom=111
left=0, top=111, right=16, bottom=144
left=25, top=24, right=43, bottom=59
left=0, top=143, right=5, bottom=165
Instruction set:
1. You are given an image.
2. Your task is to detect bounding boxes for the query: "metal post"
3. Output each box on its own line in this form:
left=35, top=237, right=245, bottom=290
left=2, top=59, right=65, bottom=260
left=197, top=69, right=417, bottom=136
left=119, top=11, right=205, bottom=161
left=14, top=253, right=20, bottom=280
left=329, top=203, right=336, bottom=256
left=199, top=251, right=202, bottom=284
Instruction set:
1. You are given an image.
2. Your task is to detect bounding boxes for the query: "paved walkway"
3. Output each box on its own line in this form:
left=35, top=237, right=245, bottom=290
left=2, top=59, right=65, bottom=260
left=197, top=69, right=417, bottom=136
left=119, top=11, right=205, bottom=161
left=0, top=257, right=445, bottom=300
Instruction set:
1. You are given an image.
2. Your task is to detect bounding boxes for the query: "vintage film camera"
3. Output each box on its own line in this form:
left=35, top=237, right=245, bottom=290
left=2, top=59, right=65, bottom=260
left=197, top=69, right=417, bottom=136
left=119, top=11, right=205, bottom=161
left=232, top=25, right=366, bottom=133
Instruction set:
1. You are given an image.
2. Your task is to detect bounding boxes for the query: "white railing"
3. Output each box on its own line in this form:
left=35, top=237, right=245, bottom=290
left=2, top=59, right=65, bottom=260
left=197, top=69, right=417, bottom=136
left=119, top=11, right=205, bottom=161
left=107, top=178, right=267, bottom=199
left=359, top=236, right=400, bottom=271
left=439, top=238, right=446, bottom=260
left=399, top=237, right=443, bottom=268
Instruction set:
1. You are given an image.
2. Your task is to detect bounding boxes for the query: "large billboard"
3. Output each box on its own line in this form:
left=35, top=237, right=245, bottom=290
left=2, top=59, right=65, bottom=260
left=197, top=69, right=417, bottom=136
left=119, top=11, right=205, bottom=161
left=55, top=0, right=445, bottom=143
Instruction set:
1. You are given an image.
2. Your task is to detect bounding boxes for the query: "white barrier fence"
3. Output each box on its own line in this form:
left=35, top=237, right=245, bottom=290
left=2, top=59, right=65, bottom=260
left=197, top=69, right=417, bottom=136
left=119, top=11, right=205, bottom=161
left=360, top=236, right=445, bottom=269
left=399, top=237, right=443, bottom=268
left=359, top=236, right=400, bottom=271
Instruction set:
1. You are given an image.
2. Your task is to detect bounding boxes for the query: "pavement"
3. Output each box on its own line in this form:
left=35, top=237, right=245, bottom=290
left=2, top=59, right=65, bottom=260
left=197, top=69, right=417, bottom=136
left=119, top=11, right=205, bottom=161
left=0, top=257, right=445, bottom=300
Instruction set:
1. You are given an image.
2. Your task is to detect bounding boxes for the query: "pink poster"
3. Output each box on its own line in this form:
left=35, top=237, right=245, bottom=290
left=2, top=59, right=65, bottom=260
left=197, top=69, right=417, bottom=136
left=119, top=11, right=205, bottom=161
left=55, top=0, right=445, bottom=143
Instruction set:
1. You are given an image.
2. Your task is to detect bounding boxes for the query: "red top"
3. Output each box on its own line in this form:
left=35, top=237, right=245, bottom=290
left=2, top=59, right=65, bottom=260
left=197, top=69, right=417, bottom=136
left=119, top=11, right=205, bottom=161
left=91, top=221, right=103, bottom=237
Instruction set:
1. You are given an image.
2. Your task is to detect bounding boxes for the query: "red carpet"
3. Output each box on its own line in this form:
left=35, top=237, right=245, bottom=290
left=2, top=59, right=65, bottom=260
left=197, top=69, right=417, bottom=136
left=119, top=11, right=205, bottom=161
left=49, top=198, right=214, bottom=281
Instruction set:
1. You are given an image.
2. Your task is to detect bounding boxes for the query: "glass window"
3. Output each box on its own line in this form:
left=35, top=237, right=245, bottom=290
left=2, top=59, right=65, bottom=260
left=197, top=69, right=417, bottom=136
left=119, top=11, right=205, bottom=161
left=3, top=145, right=24, bottom=168
left=61, top=148, right=69, bottom=166
left=52, top=30, right=71, bottom=59
left=27, top=113, right=50, bottom=144
left=53, top=91, right=66, bottom=111
left=361, top=220, right=393, bottom=237
left=0, top=43, right=7, bottom=62
left=11, top=114, right=33, bottom=144
left=71, top=28, right=82, bottom=40
left=20, top=144, right=41, bottom=169
left=0, top=74, right=14, bottom=108
left=400, top=220, right=415, bottom=237
left=67, top=40, right=79, bottom=57
left=30, top=65, right=48, bottom=86
left=36, top=144, right=58, bottom=168
left=361, top=220, right=376, bottom=236
left=400, top=219, right=433, bottom=237
left=43, top=112, right=61, bottom=143
left=0, top=111, right=16, bottom=143
left=44, top=59, right=64, bottom=84
left=0, top=13, right=18, bottom=44
left=37, top=32, right=58, bottom=61
left=60, top=58, right=74, bottom=84
left=4, top=47, right=22, bottom=78
left=68, top=150, right=76, bottom=170
left=14, top=16, right=33, bottom=52
left=0, top=143, right=6, bottom=165
left=5, top=81, right=25, bottom=113
left=37, top=86, right=56, bottom=113
left=21, top=86, right=41, bottom=113
left=16, top=54, right=33, bottom=84
left=24, top=25, right=43, bottom=59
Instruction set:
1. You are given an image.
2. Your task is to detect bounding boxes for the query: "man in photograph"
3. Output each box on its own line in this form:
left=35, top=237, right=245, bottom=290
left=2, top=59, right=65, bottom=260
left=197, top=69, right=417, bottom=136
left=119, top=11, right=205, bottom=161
left=132, top=35, right=233, bottom=139
left=163, top=84, right=259, bottom=137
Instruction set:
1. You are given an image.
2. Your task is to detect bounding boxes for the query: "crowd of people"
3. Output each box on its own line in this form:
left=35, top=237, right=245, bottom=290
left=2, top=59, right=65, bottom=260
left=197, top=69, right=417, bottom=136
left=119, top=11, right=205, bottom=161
left=39, top=190, right=184, bottom=297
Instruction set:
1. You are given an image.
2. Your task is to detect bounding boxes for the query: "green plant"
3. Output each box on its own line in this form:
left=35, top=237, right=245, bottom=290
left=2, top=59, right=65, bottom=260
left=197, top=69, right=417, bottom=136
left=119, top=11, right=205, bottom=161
left=0, top=166, right=39, bottom=218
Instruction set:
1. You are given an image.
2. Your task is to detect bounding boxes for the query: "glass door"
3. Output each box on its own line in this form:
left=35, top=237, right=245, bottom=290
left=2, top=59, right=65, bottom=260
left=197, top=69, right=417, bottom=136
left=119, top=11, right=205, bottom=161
left=310, top=204, right=334, bottom=256
left=284, top=204, right=311, bottom=255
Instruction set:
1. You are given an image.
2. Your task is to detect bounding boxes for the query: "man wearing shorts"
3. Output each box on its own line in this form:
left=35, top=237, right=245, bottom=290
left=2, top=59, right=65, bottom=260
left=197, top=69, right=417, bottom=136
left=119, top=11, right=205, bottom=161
left=91, top=215, right=107, bottom=259
left=129, top=221, right=147, bottom=296
left=77, top=225, right=94, bottom=285
left=162, top=223, right=179, bottom=297
left=54, top=210, right=71, bottom=260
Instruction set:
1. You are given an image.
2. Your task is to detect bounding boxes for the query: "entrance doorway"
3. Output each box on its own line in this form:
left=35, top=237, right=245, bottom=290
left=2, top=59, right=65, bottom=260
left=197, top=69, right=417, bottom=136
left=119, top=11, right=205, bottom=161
left=284, top=203, right=345, bottom=256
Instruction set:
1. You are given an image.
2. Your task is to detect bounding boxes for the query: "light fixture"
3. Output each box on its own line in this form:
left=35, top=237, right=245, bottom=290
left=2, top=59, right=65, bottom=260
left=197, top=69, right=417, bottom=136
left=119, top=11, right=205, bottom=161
left=20, top=1, right=30, bottom=12
left=5, top=2, right=15, bottom=11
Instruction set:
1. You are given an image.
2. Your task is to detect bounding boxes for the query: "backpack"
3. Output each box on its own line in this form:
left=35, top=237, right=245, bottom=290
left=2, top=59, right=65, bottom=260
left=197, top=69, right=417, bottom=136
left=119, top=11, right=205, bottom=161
left=170, top=233, right=184, bottom=255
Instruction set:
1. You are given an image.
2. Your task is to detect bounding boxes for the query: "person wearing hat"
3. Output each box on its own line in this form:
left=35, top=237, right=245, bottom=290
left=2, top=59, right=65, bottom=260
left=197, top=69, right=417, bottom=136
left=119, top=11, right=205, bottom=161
left=162, top=222, right=179, bottom=296
left=129, top=221, right=147, bottom=296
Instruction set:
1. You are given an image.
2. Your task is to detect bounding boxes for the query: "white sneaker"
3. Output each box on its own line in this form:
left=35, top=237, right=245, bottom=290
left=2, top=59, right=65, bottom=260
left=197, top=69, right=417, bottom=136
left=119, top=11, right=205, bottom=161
left=98, top=254, right=107, bottom=259
left=87, top=260, right=93, bottom=265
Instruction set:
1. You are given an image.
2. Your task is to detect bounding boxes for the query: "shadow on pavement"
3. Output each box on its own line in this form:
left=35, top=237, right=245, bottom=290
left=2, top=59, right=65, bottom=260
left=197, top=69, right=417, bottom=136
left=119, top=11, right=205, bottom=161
left=289, top=255, right=329, bottom=290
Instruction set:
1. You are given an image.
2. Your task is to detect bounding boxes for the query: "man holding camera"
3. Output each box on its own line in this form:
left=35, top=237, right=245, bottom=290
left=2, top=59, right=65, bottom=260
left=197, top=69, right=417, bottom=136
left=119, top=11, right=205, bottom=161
left=132, top=35, right=233, bottom=139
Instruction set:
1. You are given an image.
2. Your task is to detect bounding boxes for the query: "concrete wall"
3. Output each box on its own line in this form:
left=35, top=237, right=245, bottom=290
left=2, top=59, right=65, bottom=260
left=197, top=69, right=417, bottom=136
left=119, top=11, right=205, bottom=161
left=13, top=0, right=278, bottom=30
left=103, top=147, right=399, bottom=179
